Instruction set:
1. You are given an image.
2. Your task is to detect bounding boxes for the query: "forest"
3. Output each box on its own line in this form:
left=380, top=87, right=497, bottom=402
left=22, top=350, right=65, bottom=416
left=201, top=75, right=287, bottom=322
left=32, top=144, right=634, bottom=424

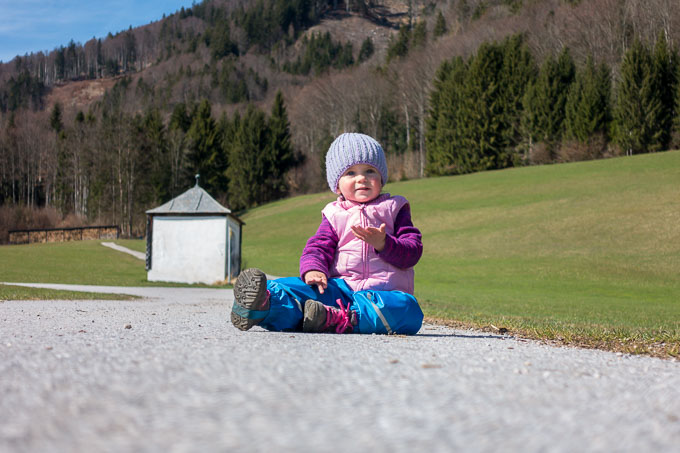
left=0, top=0, right=679, bottom=241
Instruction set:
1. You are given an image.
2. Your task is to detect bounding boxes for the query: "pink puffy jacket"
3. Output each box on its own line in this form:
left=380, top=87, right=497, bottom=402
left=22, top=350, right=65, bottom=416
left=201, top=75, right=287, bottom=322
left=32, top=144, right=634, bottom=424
left=322, top=194, right=415, bottom=294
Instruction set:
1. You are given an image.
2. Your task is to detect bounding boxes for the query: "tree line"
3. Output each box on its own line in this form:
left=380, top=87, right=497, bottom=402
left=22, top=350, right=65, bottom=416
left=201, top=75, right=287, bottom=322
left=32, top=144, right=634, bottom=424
left=0, top=87, right=297, bottom=237
left=426, top=33, right=679, bottom=175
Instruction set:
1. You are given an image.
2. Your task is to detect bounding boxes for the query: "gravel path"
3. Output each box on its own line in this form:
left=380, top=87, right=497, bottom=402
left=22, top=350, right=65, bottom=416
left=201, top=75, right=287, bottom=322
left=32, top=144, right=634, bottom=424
left=1, top=283, right=679, bottom=452
left=100, top=242, right=146, bottom=260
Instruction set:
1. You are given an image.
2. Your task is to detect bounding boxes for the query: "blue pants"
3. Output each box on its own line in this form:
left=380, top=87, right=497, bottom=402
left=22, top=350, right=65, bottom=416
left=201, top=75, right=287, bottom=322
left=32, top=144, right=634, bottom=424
left=258, top=277, right=423, bottom=335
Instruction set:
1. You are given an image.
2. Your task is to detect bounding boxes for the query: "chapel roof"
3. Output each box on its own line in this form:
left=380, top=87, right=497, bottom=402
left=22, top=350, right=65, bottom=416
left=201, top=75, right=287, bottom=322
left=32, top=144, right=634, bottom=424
left=146, top=179, right=231, bottom=215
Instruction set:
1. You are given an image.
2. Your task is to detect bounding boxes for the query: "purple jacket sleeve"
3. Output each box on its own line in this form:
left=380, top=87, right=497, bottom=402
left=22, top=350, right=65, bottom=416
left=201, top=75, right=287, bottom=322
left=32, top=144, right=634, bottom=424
left=376, top=204, right=423, bottom=269
left=299, top=216, right=338, bottom=278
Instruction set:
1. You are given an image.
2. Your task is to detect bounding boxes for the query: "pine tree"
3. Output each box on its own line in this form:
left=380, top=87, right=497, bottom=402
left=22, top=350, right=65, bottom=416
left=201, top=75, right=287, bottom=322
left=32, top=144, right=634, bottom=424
left=425, top=57, right=467, bottom=175
left=265, top=90, right=296, bottom=201
left=433, top=11, right=447, bottom=38
left=499, top=34, right=537, bottom=162
left=50, top=103, right=64, bottom=133
left=411, top=21, right=427, bottom=48
left=565, top=56, right=612, bottom=143
left=523, top=47, right=575, bottom=150
left=648, top=33, right=678, bottom=151
left=139, top=109, right=170, bottom=204
left=123, top=30, right=137, bottom=72
left=169, top=102, right=192, bottom=133
left=226, top=105, right=270, bottom=209
left=673, top=61, right=680, bottom=148
left=210, top=19, right=239, bottom=59
left=185, top=99, right=224, bottom=194
left=55, top=47, right=65, bottom=80
left=358, top=37, right=374, bottom=63
left=613, top=39, right=658, bottom=155
left=458, top=41, right=507, bottom=171
left=386, top=25, right=410, bottom=62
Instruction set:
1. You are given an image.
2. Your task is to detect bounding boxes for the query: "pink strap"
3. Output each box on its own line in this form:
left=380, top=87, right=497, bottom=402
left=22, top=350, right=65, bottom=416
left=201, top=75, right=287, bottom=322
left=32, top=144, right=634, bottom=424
left=324, top=298, right=354, bottom=334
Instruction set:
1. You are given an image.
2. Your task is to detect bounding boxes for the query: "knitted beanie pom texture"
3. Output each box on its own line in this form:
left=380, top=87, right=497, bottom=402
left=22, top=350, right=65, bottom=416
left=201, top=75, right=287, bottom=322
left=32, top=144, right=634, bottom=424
left=325, top=132, right=388, bottom=193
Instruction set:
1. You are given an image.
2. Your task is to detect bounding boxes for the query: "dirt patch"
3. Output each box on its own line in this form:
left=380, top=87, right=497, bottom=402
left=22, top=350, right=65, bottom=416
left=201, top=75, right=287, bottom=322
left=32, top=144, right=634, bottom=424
left=309, top=14, right=395, bottom=46
left=46, top=77, right=118, bottom=111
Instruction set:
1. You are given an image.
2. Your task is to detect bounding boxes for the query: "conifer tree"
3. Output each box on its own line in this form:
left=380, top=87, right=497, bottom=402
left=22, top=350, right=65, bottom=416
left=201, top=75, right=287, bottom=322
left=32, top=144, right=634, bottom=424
left=425, top=57, right=467, bottom=175
left=226, top=105, right=270, bottom=209
left=522, top=47, right=575, bottom=150
left=458, top=42, right=507, bottom=171
left=411, top=21, right=427, bottom=48
left=265, top=90, right=296, bottom=201
left=169, top=103, right=192, bottom=133
left=673, top=64, right=680, bottom=148
left=387, top=25, right=411, bottom=62
left=358, top=37, right=374, bottom=63
left=648, top=33, right=678, bottom=151
left=210, top=19, right=239, bottom=59
left=613, top=39, right=658, bottom=155
left=433, top=11, right=447, bottom=38
left=167, top=103, right=192, bottom=198
left=185, top=99, right=224, bottom=194
left=499, top=34, right=537, bottom=160
left=565, top=57, right=611, bottom=143
left=139, top=109, right=170, bottom=204
left=50, top=103, right=64, bottom=133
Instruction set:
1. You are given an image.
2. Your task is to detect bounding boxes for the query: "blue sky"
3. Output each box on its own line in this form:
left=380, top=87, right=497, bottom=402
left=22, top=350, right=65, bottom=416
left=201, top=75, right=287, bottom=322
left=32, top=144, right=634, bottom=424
left=0, top=0, right=196, bottom=63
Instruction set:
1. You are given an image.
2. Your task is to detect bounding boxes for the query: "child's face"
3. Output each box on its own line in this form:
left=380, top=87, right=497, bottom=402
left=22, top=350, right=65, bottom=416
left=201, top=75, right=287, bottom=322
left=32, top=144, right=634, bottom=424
left=336, top=164, right=382, bottom=203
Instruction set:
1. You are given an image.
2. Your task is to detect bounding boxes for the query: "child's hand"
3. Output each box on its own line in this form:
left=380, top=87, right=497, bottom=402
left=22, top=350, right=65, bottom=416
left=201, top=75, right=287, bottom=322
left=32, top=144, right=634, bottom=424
left=351, top=223, right=386, bottom=252
left=304, top=271, right=328, bottom=294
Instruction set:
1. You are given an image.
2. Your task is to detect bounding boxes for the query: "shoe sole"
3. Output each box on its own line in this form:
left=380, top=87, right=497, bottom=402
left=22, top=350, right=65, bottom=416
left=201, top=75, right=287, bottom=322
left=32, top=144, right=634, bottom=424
left=302, top=299, right=327, bottom=333
left=231, top=268, right=268, bottom=331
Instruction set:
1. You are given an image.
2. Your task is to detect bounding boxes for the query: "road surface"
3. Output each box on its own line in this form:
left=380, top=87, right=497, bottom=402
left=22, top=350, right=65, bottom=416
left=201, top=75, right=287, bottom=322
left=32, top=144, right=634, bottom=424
left=1, top=283, right=678, bottom=452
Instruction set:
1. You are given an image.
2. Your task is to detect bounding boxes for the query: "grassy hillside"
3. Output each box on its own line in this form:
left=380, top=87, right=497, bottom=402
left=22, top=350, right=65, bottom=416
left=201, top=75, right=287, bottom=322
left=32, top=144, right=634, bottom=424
left=242, top=151, right=680, bottom=356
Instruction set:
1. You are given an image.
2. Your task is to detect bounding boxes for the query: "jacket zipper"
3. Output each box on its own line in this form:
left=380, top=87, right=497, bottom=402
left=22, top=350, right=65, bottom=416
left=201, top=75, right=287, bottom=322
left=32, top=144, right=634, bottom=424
left=361, top=206, right=368, bottom=284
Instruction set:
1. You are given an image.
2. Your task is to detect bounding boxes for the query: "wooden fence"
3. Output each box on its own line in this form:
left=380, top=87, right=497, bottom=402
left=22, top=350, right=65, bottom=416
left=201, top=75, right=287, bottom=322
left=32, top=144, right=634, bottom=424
left=8, top=225, right=120, bottom=245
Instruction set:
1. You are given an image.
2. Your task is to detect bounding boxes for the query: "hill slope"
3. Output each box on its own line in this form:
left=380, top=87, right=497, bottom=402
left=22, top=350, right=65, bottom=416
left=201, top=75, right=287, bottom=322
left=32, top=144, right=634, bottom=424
left=241, top=152, right=680, bottom=356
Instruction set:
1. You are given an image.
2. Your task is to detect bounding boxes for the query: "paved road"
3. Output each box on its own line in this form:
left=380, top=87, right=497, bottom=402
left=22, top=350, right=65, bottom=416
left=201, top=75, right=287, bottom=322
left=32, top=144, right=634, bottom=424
left=1, top=284, right=679, bottom=452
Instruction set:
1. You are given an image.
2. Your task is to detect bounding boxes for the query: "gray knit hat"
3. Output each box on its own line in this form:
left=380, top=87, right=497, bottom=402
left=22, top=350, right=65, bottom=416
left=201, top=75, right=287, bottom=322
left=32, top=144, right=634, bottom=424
left=326, top=133, right=388, bottom=193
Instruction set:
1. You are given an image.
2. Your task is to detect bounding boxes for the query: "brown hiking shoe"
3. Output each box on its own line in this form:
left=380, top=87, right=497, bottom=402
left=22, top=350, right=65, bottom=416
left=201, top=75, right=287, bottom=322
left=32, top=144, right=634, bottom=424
left=231, top=268, right=269, bottom=331
left=303, top=299, right=356, bottom=334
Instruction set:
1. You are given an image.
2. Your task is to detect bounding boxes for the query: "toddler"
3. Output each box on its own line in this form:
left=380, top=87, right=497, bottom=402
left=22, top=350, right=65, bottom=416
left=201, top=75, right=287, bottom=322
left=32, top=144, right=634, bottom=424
left=231, top=132, right=424, bottom=334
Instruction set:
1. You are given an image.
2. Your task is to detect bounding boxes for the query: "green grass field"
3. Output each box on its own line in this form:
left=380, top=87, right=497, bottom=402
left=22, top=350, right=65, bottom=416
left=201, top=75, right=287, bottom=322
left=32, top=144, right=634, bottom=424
left=241, top=151, right=680, bottom=357
left=0, top=240, right=149, bottom=300
left=0, top=240, right=149, bottom=286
